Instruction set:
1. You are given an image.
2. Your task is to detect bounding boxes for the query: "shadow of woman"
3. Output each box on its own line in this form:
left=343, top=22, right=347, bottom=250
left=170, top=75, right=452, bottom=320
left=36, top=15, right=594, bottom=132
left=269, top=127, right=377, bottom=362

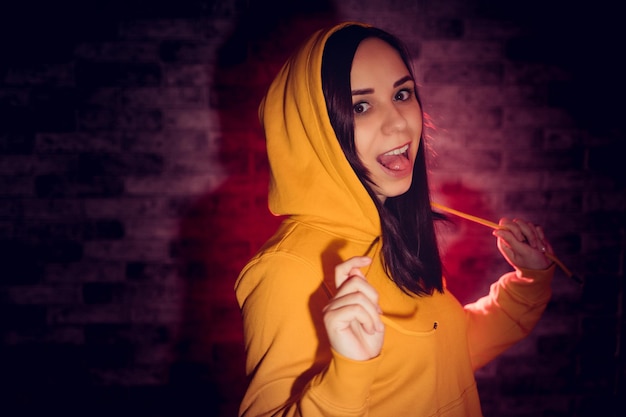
left=169, top=3, right=338, bottom=416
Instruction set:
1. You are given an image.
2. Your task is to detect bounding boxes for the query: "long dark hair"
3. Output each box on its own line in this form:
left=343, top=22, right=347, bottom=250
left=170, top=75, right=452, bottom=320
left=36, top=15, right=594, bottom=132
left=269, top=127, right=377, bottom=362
left=321, top=24, right=444, bottom=296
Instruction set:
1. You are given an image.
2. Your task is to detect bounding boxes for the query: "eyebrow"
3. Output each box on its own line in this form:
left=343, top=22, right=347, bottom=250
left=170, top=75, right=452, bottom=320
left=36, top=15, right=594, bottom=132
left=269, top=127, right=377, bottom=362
left=351, top=75, right=414, bottom=96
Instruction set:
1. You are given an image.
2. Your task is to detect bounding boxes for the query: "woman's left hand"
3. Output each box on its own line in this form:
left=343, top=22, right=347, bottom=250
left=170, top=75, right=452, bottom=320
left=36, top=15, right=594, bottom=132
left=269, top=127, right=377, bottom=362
left=493, top=218, right=553, bottom=271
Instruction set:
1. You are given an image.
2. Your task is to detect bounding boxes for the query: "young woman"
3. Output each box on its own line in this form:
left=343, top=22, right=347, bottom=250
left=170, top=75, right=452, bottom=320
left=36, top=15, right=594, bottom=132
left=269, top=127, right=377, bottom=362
left=235, top=22, right=555, bottom=417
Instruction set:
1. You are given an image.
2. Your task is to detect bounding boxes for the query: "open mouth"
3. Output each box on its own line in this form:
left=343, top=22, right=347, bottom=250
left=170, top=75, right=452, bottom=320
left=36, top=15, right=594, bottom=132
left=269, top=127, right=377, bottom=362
left=377, top=144, right=410, bottom=171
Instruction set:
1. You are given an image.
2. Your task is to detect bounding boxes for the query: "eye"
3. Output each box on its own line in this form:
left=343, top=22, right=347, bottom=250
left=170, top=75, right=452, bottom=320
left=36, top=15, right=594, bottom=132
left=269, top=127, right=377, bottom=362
left=394, top=89, right=412, bottom=102
left=353, top=101, right=371, bottom=114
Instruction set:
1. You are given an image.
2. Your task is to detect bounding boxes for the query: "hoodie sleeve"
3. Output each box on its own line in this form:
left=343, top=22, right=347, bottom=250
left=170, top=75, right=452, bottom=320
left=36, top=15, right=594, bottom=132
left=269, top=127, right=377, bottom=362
left=463, top=264, right=556, bottom=370
left=235, top=252, right=382, bottom=417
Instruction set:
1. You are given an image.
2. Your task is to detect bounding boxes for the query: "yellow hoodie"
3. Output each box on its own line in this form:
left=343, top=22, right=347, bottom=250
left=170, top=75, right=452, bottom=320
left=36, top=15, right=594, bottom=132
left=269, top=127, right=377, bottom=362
left=235, top=22, right=554, bottom=417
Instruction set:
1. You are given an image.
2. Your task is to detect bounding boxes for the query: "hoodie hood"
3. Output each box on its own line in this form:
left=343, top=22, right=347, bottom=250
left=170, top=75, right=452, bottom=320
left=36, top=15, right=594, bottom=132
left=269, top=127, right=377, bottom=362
left=259, top=22, right=380, bottom=241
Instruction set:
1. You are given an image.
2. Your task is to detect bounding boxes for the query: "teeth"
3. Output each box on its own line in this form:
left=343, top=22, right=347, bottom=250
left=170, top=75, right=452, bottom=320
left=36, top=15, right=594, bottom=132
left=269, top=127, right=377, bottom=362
left=384, top=144, right=409, bottom=156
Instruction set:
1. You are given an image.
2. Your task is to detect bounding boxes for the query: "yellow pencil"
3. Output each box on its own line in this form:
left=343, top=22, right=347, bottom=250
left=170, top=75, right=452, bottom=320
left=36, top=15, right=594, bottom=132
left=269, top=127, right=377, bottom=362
left=431, top=202, right=580, bottom=283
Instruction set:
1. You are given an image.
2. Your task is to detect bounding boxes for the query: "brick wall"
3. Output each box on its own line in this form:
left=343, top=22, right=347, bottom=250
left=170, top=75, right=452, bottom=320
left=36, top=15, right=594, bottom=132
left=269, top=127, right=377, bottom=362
left=1, top=1, right=623, bottom=416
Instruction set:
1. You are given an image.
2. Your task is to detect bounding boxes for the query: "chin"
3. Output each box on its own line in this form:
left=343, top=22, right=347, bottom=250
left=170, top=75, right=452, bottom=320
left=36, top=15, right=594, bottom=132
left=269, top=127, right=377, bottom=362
left=379, top=182, right=412, bottom=200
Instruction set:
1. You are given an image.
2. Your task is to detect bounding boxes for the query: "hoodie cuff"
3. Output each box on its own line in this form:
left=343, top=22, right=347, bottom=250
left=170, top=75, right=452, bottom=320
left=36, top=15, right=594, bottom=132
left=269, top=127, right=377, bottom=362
left=504, top=263, right=556, bottom=304
left=515, top=263, right=556, bottom=283
left=311, top=348, right=382, bottom=410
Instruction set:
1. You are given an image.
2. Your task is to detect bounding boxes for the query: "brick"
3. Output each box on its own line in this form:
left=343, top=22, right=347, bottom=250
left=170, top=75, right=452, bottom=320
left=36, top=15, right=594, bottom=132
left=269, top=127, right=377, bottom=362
left=2, top=284, right=81, bottom=305
left=422, top=18, right=465, bottom=39
left=75, top=152, right=164, bottom=176
left=0, top=87, right=30, bottom=106
left=503, top=106, right=574, bottom=129
left=2, top=63, right=74, bottom=86
left=119, top=18, right=205, bottom=40
left=34, top=174, right=125, bottom=198
left=45, top=261, right=126, bottom=283
left=35, top=132, right=122, bottom=153
left=210, top=84, right=265, bottom=110
left=505, top=34, right=557, bottom=62
left=584, top=190, right=626, bottom=211
left=125, top=262, right=178, bottom=282
left=504, top=190, right=583, bottom=212
left=164, top=150, right=226, bottom=175
left=76, top=61, right=161, bottom=87
left=122, top=130, right=212, bottom=154
left=124, top=173, right=226, bottom=196
left=162, top=108, right=218, bottom=130
left=442, top=174, right=544, bottom=199
left=124, top=217, right=178, bottom=239
left=77, top=107, right=162, bottom=131
left=159, top=40, right=220, bottom=63
left=0, top=105, right=76, bottom=132
left=85, top=342, right=135, bottom=368
left=119, top=86, right=207, bottom=108
left=464, top=18, right=524, bottom=40
left=504, top=61, right=571, bottom=85
left=0, top=131, right=35, bottom=154
left=423, top=62, right=503, bottom=85
left=16, top=219, right=124, bottom=241
left=119, top=106, right=168, bottom=132
left=537, top=329, right=577, bottom=354
left=162, top=64, right=211, bottom=86
left=505, top=148, right=585, bottom=171
left=421, top=40, right=502, bottom=61
left=0, top=198, right=22, bottom=218
left=83, top=282, right=125, bottom=304
left=431, top=147, right=501, bottom=171
left=129, top=304, right=183, bottom=324
left=2, top=325, right=84, bottom=345
left=0, top=154, right=74, bottom=175
left=422, top=84, right=546, bottom=109
left=83, top=196, right=189, bottom=218
left=119, top=283, right=184, bottom=307
left=174, top=260, right=209, bottom=280
left=41, top=240, right=85, bottom=262
left=428, top=104, right=502, bottom=129
left=20, top=198, right=85, bottom=220
left=74, top=41, right=159, bottom=62
left=82, top=239, right=171, bottom=262
left=543, top=128, right=583, bottom=150
left=47, top=304, right=130, bottom=325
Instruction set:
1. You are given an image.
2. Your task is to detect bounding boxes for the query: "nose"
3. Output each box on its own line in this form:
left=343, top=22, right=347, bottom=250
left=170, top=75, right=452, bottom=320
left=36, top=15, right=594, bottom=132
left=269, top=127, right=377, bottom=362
left=381, top=105, right=407, bottom=134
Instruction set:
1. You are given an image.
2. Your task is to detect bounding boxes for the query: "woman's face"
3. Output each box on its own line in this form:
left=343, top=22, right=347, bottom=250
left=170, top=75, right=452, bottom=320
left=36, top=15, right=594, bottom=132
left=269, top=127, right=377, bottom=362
left=350, top=37, right=422, bottom=203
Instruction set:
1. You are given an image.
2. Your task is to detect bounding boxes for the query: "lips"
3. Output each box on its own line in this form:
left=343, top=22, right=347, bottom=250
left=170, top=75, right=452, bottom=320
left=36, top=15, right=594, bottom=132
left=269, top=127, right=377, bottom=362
left=377, top=144, right=410, bottom=172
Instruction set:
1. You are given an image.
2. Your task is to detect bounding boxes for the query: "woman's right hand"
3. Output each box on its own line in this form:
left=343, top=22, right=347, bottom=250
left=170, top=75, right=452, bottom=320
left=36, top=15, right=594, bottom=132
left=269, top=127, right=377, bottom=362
left=323, top=256, right=385, bottom=361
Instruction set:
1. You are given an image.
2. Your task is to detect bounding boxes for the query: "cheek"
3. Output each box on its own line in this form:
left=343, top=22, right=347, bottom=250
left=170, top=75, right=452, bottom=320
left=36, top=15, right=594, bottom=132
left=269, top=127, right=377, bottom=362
left=353, top=125, right=374, bottom=160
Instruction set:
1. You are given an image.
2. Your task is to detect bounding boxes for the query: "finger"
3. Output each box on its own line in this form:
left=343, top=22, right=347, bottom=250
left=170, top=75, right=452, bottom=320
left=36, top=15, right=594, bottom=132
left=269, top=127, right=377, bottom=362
left=327, top=306, right=378, bottom=335
left=325, top=290, right=382, bottom=325
left=493, top=228, right=527, bottom=255
left=496, top=237, right=514, bottom=258
left=534, top=226, right=554, bottom=254
left=335, top=256, right=372, bottom=288
left=498, top=218, right=524, bottom=242
left=513, top=219, right=541, bottom=249
left=536, top=225, right=546, bottom=242
left=334, top=276, right=381, bottom=313
left=324, top=298, right=383, bottom=334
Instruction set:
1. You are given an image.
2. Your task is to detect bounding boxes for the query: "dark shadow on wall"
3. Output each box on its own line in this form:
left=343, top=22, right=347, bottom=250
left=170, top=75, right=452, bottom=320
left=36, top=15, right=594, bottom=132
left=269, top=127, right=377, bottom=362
left=170, top=3, right=338, bottom=416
